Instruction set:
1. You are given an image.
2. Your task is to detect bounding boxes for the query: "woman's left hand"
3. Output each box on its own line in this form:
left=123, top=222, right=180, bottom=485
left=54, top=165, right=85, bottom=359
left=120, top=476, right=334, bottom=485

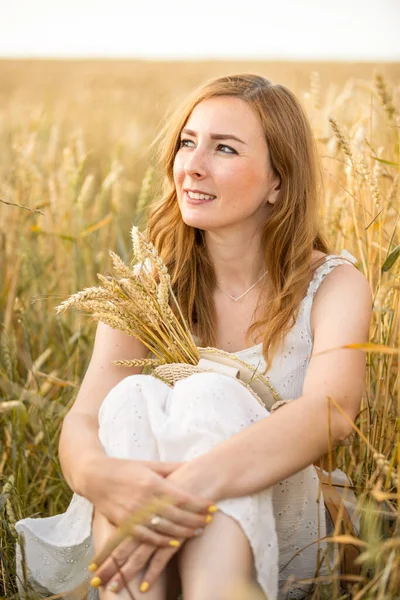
left=92, top=459, right=219, bottom=592
left=95, top=538, right=182, bottom=594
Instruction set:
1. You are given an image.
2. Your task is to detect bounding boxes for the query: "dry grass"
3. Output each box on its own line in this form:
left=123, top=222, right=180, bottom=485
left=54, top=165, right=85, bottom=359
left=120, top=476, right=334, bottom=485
left=0, top=59, right=399, bottom=599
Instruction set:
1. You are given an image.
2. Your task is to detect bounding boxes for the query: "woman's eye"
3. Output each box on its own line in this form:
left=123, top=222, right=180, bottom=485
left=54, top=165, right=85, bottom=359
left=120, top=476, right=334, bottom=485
left=217, top=144, right=237, bottom=155
left=178, top=139, right=237, bottom=154
left=179, top=138, right=195, bottom=148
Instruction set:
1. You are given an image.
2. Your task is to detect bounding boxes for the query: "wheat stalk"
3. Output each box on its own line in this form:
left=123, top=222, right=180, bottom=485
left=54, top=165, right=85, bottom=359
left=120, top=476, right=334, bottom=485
left=134, top=165, right=154, bottom=221
left=374, top=73, right=396, bottom=121
left=328, top=116, right=354, bottom=164
left=55, top=226, right=200, bottom=366
left=113, top=358, right=162, bottom=368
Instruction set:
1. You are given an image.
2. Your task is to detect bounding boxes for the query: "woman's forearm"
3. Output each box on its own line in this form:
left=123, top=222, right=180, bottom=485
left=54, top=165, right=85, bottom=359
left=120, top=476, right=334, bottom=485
left=58, top=411, right=108, bottom=497
left=191, top=394, right=352, bottom=501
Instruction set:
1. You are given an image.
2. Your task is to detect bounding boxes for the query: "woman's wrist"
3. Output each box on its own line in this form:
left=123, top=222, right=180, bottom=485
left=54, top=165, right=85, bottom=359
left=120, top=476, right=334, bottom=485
left=169, top=454, right=227, bottom=502
left=69, top=452, right=112, bottom=499
left=59, top=411, right=112, bottom=499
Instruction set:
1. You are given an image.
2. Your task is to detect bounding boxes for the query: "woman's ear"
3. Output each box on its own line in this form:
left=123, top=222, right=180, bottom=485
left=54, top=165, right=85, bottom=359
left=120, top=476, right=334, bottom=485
left=267, top=176, right=281, bottom=205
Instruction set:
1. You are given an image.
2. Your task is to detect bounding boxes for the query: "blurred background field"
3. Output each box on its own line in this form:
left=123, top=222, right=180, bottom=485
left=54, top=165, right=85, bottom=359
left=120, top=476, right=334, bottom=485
left=0, top=59, right=399, bottom=598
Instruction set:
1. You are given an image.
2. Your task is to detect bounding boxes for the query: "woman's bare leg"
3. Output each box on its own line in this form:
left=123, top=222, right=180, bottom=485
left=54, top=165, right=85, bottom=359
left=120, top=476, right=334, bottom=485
left=178, top=511, right=265, bottom=600
left=92, top=510, right=167, bottom=600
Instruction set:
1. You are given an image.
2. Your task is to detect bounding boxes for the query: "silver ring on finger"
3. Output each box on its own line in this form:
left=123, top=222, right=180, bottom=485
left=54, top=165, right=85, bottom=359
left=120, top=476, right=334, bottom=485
left=150, top=514, right=162, bottom=527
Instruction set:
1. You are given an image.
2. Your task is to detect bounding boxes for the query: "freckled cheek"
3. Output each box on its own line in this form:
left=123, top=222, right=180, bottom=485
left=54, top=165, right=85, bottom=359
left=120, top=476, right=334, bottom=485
left=221, top=165, right=258, bottom=196
left=172, top=158, right=185, bottom=189
left=221, top=166, right=266, bottom=213
left=238, top=165, right=267, bottom=195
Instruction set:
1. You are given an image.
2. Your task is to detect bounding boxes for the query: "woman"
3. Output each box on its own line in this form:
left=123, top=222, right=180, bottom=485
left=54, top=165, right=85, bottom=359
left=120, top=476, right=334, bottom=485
left=15, top=74, right=372, bottom=600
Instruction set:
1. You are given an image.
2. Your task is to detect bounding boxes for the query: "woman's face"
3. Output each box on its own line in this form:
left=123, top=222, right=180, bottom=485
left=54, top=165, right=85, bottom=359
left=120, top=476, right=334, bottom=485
left=173, top=96, right=279, bottom=232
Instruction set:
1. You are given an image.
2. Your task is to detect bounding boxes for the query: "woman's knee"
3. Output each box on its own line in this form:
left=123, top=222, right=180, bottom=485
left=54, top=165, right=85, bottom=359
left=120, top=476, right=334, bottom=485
left=173, top=372, right=237, bottom=403
left=98, top=373, right=167, bottom=428
left=172, top=372, right=268, bottom=424
left=99, top=375, right=144, bottom=424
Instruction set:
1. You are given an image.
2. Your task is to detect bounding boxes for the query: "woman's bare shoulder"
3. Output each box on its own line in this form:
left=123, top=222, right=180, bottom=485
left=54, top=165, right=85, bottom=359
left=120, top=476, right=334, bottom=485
left=310, top=262, right=372, bottom=337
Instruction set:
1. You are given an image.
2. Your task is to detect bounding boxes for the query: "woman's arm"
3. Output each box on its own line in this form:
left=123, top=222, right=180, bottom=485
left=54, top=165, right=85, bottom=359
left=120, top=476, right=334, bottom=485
left=170, top=264, right=372, bottom=500
left=59, top=321, right=149, bottom=496
left=59, top=322, right=212, bottom=533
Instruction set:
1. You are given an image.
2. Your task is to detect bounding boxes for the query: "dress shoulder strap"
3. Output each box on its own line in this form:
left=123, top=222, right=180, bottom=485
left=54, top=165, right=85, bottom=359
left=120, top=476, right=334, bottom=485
left=305, top=249, right=358, bottom=300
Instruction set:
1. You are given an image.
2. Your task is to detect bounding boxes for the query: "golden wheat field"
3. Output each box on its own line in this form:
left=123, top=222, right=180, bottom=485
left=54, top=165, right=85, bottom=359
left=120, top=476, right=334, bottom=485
left=0, top=59, right=400, bottom=599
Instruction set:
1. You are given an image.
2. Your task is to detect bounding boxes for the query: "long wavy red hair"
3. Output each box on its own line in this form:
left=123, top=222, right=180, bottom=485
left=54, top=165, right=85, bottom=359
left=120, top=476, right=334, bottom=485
left=146, top=74, right=330, bottom=370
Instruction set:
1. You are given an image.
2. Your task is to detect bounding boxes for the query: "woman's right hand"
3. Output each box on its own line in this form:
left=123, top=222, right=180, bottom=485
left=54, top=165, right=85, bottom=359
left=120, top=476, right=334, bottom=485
left=83, top=456, right=213, bottom=546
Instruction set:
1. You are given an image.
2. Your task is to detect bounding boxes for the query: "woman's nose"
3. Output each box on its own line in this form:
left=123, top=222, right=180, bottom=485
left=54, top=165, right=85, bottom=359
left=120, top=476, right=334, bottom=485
left=184, top=149, right=207, bottom=179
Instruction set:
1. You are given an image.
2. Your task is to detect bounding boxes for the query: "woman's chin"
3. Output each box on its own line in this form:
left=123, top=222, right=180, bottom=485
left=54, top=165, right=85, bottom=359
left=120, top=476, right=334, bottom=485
left=182, top=219, right=209, bottom=230
left=180, top=205, right=232, bottom=231
left=181, top=213, right=214, bottom=230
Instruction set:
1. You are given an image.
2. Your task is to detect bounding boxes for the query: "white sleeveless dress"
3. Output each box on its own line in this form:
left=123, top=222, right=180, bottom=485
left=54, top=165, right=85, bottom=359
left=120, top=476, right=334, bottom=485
left=15, top=250, right=358, bottom=600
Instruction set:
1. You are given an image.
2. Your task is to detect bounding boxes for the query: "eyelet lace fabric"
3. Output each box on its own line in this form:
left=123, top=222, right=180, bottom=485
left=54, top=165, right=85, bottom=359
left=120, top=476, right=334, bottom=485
left=15, top=250, right=357, bottom=600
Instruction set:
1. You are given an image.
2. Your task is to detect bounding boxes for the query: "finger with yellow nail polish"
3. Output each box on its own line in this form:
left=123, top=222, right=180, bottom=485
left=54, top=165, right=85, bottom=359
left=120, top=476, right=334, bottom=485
left=107, top=580, right=119, bottom=593
left=168, top=540, right=181, bottom=547
left=90, top=576, right=102, bottom=588
left=140, top=580, right=149, bottom=593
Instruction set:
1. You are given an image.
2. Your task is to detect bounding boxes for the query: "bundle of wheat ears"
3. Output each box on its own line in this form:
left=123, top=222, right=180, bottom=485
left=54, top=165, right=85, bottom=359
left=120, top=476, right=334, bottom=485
left=55, top=226, right=201, bottom=368
left=55, top=225, right=279, bottom=405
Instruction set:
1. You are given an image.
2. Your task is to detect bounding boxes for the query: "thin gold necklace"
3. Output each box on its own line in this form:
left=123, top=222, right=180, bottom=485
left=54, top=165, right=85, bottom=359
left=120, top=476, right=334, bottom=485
left=215, top=271, right=268, bottom=302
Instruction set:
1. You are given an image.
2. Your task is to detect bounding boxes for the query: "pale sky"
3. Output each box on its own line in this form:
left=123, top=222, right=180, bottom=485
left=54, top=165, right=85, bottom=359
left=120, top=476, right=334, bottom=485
left=1, top=0, right=399, bottom=60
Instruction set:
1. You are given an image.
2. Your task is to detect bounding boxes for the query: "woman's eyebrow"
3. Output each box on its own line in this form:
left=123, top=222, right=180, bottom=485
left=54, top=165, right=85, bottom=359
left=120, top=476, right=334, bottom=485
left=181, top=128, right=247, bottom=145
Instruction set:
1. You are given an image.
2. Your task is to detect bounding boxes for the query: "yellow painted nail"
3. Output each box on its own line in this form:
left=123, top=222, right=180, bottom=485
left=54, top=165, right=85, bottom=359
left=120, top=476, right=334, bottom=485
left=208, top=505, right=218, bottom=513
left=205, top=514, right=213, bottom=524
left=140, top=581, right=149, bottom=593
left=168, top=540, right=181, bottom=547
left=88, top=562, right=97, bottom=572
left=90, top=576, right=102, bottom=587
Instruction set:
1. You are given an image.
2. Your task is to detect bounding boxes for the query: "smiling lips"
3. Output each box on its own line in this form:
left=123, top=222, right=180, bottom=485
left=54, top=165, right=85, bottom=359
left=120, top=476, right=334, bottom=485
left=185, top=190, right=216, bottom=201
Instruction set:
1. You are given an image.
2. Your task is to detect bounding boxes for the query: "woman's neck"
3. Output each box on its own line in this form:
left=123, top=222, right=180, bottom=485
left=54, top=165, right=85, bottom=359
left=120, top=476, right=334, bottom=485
left=205, top=228, right=266, bottom=295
